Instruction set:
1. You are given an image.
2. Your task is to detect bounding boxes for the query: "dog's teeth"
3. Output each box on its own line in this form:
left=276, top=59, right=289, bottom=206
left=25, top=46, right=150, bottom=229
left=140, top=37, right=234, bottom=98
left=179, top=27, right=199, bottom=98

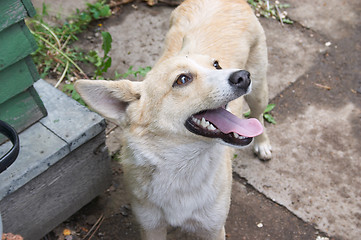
left=207, top=124, right=216, bottom=131
left=201, top=117, right=209, bottom=128
left=192, top=117, right=216, bottom=131
left=233, top=132, right=247, bottom=140
left=193, top=118, right=201, bottom=125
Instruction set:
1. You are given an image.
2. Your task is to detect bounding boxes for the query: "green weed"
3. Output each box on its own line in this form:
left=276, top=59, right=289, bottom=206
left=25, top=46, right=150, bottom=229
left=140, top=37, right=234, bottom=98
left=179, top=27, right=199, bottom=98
left=114, top=66, right=152, bottom=79
left=244, top=103, right=276, bottom=124
left=111, top=151, right=122, bottom=162
left=27, top=2, right=112, bottom=78
left=63, top=83, right=86, bottom=106
left=86, top=1, right=112, bottom=20
left=247, top=0, right=293, bottom=24
left=62, top=31, right=113, bottom=105
left=27, top=1, right=113, bottom=104
left=86, top=31, right=113, bottom=78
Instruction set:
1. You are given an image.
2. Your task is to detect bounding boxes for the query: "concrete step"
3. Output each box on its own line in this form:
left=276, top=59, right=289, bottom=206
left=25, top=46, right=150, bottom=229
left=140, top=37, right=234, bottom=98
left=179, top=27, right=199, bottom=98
left=0, top=80, right=111, bottom=239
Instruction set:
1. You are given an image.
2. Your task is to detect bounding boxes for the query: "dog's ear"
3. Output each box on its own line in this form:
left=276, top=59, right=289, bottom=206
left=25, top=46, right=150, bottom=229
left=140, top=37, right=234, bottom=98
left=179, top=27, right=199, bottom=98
left=180, top=35, right=192, bottom=54
left=75, top=80, right=142, bottom=124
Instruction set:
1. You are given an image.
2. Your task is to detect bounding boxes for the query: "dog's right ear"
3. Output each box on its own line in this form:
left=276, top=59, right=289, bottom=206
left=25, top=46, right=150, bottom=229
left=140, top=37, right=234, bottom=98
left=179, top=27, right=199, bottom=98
left=75, top=80, right=142, bottom=124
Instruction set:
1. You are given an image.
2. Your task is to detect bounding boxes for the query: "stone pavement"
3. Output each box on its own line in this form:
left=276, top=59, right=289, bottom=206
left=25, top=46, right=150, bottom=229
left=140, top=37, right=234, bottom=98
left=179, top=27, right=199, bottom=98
left=31, top=0, right=361, bottom=239
left=232, top=1, right=361, bottom=239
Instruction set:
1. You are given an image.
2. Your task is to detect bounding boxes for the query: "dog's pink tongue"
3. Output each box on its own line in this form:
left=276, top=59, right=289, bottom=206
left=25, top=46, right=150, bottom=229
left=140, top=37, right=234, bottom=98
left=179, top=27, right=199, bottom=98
left=195, top=108, right=263, bottom=137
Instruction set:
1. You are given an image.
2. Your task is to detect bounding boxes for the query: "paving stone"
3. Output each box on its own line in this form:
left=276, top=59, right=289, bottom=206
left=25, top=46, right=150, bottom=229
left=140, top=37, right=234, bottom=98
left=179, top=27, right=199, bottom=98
left=0, top=122, right=68, bottom=199
left=35, top=80, right=105, bottom=151
left=285, top=0, right=361, bottom=40
left=0, top=79, right=107, bottom=215
left=31, top=0, right=98, bottom=20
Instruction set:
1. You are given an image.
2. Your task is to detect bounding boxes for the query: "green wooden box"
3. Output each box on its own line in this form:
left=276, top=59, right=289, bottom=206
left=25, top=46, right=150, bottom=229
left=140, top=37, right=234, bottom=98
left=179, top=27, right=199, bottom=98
left=0, top=57, right=39, bottom=105
left=0, top=0, right=47, bottom=142
left=0, top=21, right=38, bottom=71
left=0, top=0, right=36, bottom=32
left=0, top=87, right=47, bottom=133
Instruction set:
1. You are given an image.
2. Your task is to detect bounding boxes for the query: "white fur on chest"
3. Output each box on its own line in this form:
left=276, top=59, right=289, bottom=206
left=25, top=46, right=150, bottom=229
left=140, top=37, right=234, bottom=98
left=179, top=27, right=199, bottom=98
left=122, top=138, right=231, bottom=230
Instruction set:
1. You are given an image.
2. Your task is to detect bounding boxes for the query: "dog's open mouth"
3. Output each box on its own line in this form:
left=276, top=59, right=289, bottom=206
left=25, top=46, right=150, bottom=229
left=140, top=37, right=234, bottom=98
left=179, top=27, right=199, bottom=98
left=185, top=107, right=263, bottom=146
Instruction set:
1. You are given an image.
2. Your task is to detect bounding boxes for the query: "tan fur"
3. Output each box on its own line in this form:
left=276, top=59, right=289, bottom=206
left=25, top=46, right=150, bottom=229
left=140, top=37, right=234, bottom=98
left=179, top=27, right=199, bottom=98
left=75, top=0, right=271, bottom=239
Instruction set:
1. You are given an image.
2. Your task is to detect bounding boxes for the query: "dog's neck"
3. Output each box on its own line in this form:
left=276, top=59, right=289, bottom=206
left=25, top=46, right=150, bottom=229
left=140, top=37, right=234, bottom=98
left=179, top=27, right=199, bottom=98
left=123, top=134, right=227, bottom=171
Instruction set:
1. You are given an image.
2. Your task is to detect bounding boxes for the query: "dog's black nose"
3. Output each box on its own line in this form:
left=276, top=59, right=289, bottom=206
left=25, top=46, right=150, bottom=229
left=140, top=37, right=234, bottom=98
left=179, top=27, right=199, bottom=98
left=228, top=70, right=251, bottom=90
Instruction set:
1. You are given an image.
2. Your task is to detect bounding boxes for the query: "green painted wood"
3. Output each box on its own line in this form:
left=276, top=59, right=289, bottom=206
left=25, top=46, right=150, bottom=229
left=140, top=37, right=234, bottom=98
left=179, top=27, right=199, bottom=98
left=0, top=57, right=40, bottom=105
left=0, top=0, right=37, bottom=32
left=21, top=0, right=37, bottom=18
left=0, top=0, right=27, bottom=32
left=0, top=21, right=38, bottom=71
left=0, top=86, right=47, bottom=142
left=0, top=0, right=46, bottom=137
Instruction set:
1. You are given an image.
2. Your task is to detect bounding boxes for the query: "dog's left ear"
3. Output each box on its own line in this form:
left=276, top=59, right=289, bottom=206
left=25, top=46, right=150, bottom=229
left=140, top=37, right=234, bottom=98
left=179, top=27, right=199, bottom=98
left=180, top=35, right=192, bottom=54
left=75, top=79, right=142, bottom=124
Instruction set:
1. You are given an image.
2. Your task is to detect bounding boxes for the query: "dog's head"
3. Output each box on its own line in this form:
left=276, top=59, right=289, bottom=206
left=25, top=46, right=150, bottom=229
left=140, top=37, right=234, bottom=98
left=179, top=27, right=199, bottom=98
left=75, top=54, right=262, bottom=148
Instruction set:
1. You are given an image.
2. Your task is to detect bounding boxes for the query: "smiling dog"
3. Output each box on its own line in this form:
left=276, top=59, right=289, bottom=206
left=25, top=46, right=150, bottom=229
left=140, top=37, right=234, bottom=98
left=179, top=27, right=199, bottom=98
left=75, top=0, right=271, bottom=239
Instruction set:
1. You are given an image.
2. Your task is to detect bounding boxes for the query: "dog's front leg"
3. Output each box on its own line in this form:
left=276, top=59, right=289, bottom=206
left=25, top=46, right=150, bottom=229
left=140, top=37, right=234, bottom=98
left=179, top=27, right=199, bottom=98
left=217, top=226, right=226, bottom=240
left=244, top=36, right=272, bottom=160
left=140, top=227, right=167, bottom=240
left=201, top=225, right=226, bottom=240
left=130, top=196, right=167, bottom=240
left=244, top=81, right=272, bottom=161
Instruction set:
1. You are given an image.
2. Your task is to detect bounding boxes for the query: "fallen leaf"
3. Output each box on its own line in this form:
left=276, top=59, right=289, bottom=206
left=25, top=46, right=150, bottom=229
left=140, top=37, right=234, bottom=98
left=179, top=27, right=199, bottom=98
left=2, top=233, right=23, bottom=240
left=63, top=229, right=71, bottom=236
left=146, top=0, right=158, bottom=5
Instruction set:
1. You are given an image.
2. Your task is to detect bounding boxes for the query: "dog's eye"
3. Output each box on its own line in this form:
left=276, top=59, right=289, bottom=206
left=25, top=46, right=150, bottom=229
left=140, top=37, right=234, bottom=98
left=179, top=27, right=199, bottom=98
left=213, top=60, right=222, bottom=70
left=173, top=74, right=193, bottom=87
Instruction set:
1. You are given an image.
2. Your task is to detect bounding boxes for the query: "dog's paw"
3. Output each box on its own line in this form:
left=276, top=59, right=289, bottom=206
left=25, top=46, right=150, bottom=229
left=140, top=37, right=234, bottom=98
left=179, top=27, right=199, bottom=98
left=253, top=141, right=272, bottom=161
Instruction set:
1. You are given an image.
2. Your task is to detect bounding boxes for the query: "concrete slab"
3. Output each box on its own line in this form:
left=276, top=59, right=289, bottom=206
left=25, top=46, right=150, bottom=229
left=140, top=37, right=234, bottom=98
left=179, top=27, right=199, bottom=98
left=0, top=131, right=111, bottom=240
left=0, top=79, right=110, bottom=239
left=36, top=80, right=105, bottom=151
left=0, top=122, right=68, bottom=199
left=231, top=1, right=361, bottom=239
left=32, top=0, right=98, bottom=20
left=285, top=0, right=361, bottom=40
left=0, top=79, right=106, bottom=200
left=75, top=3, right=173, bottom=79
left=260, top=19, right=326, bottom=99
left=234, top=103, right=360, bottom=239
left=234, top=16, right=361, bottom=238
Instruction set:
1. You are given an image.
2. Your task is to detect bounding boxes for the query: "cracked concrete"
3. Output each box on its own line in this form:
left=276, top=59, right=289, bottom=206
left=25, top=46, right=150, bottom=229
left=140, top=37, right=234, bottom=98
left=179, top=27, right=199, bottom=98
left=232, top=1, right=361, bottom=239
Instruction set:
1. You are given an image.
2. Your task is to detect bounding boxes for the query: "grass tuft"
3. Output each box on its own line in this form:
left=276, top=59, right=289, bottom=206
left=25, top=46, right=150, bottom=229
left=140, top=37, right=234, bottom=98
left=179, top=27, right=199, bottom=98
left=247, top=0, right=293, bottom=25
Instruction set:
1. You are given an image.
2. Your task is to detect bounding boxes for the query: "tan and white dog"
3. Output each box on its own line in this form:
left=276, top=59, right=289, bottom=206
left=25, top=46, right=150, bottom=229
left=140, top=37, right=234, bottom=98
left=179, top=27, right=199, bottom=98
left=75, top=0, right=271, bottom=239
